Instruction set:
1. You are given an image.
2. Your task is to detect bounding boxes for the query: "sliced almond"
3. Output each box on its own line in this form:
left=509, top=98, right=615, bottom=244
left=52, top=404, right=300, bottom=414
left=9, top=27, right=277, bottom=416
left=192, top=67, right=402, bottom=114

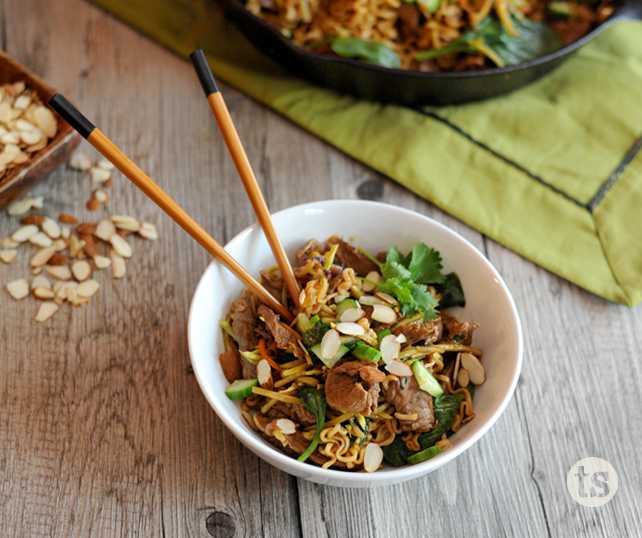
left=1, top=236, right=19, bottom=249
left=52, top=280, right=65, bottom=295
left=110, top=234, right=132, bottom=258
left=361, top=271, right=380, bottom=293
left=15, top=118, right=36, bottom=132
left=66, top=287, right=78, bottom=302
left=51, top=239, right=69, bottom=252
left=77, top=279, right=100, bottom=298
left=93, top=189, right=110, bottom=203
left=33, top=106, right=57, bottom=138
left=48, top=254, right=70, bottom=266
left=320, top=328, right=341, bottom=359
left=13, top=94, right=31, bottom=110
left=89, top=166, right=111, bottom=183
left=257, top=359, right=274, bottom=390
left=12, top=151, right=28, bottom=165
left=69, top=294, right=91, bottom=307
left=72, top=260, right=92, bottom=282
left=363, top=442, right=384, bottom=473
left=94, top=219, right=116, bottom=242
left=19, top=129, right=43, bottom=146
left=11, top=224, right=39, bottom=242
left=272, top=418, right=296, bottom=435
left=385, top=359, right=413, bottom=377
left=70, top=235, right=83, bottom=258
left=457, top=368, right=470, bottom=388
left=375, top=292, right=398, bottom=306
left=30, top=246, right=57, bottom=267
left=59, top=213, right=78, bottom=224
left=93, top=255, right=111, bottom=270
left=459, top=353, right=485, bottom=385
left=1, top=132, right=20, bottom=146
left=45, top=265, right=72, bottom=280
left=6, top=278, right=29, bottom=300
left=0, top=249, right=17, bottom=264
left=110, top=250, right=126, bottom=279
left=380, top=334, right=401, bottom=365
left=371, top=304, right=397, bottom=324
left=0, top=101, right=11, bottom=123
left=69, top=151, right=91, bottom=171
left=56, top=281, right=78, bottom=300
left=115, top=219, right=140, bottom=232
left=334, top=322, right=366, bottom=336
left=32, top=266, right=43, bottom=276
left=340, top=307, right=365, bottom=323
left=110, top=215, right=137, bottom=225
left=61, top=226, right=71, bottom=239
left=21, top=215, right=45, bottom=225
left=33, top=286, right=56, bottom=300
left=97, top=158, right=115, bottom=171
left=27, top=139, right=47, bottom=153
left=28, top=231, right=53, bottom=248
left=35, top=302, right=58, bottom=322
left=41, top=217, right=61, bottom=239
left=30, top=197, right=44, bottom=209
left=80, top=234, right=97, bottom=258
left=138, top=224, right=158, bottom=240
left=31, top=275, right=51, bottom=290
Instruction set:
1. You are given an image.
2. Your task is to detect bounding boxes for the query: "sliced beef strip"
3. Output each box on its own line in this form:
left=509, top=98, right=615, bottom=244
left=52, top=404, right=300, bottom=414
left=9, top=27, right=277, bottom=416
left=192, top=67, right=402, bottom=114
left=444, top=318, right=479, bottom=346
left=325, top=360, right=386, bottom=416
left=393, top=319, right=441, bottom=346
left=382, top=376, right=435, bottom=432
left=266, top=401, right=316, bottom=428
left=296, top=238, right=327, bottom=265
left=257, top=304, right=306, bottom=360
left=231, top=290, right=259, bottom=352
left=327, top=237, right=379, bottom=277
left=260, top=270, right=283, bottom=299
left=253, top=412, right=339, bottom=467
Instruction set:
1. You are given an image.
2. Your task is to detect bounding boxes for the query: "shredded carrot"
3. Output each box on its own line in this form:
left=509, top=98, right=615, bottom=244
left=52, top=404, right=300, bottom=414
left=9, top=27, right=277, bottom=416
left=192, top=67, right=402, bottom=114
left=280, top=321, right=302, bottom=340
left=259, top=338, right=283, bottom=372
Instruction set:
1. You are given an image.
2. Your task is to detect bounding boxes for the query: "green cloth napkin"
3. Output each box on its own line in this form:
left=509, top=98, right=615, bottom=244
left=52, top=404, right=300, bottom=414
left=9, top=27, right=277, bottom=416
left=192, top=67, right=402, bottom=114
left=89, top=0, right=642, bottom=306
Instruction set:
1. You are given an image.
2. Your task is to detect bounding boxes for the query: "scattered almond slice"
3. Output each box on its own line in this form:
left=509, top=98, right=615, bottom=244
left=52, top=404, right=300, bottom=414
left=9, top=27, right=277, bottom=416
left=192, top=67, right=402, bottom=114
left=93, top=255, right=112, bottom=270
left=69, top=294, right=91, bottom=307
left=335, top=322, right=366, bottom=336
left=30, top=196, right=44, bottom=209
left=45, top=265, right=72, bottom=280
left=97, top=158, right=115, bottom=171
left=19, top=128, right=44, bottom=146
left=340, top=307, right=365, bottom=323
left=66, top=287, right=78, bottom=302
left=30, top=246, right=57, bottom=267
left=320, top=328, right=341, bottom=358
left=52, top=280, right=65, bottom=295
left=77, top=279, right=100, bottom=298
left=69, top=151, right=91, bottom=171
left=41, top=217, right=61, bottom=239
left=13, top=94, right=31, bottom=110
left=6, top=278, right=29, bottom=300
left=380, top=334, right=401, bottom=365
left=33, top=286, right=55, bottom=300
left=110, top=234, right=132, bottom=258
left=375, top=292, right=398, bottom=306
left=89, top=166, right=111, bottom=183
left=94, top=219, right=116, bottom=242
left=457, top=368, right=470, bottom=388
left=257, top=359, right=274, bottom=390
left=61, top=226, right=71, bottom=239
left=32, top=267, right=43, bottom=276
left=51, top=239, right=68, bottom=252
left=11, top=224, right=39, bottom=242
left=115, top=220, right=140, bottom=232
left=31, top=275, right=51, bottom=290
left=56, top=281, right=78, bottom=300
left=138, top=222, right=158, bottom=240
left=110, top=250, right=126, bottom=279
left=272, top=418, right=296, bottom=435
left=385, top=359, right=413, bottom=377
left=28, top=231, right=53, bottom=248
left=15, top=118, right=36, bottom=132
left=110, top=215, right=137, bottom=225
left=0, top=250, right=17, bottom=264
left=363, top=442, right=384, bottom=473
left=1, top=236, right=19, bottom=248
left=361, top=271, right=380, bottom=293
left=35, top=302, right=58, bottom=322
left=93, top=189, right=110, bottom=203
left=70, top=235, right=83, bottom=258
left=72, top=260, right=92, bottom=282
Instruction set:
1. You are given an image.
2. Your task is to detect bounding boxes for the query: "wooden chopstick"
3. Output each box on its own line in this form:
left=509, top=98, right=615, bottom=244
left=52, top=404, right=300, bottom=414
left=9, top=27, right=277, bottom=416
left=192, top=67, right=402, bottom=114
left=48, top=93, right=295, bottom=323
left=189, top=50, right=302, bottom=307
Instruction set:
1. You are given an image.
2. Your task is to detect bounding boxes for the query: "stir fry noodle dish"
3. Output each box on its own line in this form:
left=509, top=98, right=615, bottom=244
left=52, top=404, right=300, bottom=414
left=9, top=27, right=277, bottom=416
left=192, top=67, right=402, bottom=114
left=245, top=0, right=616, bottom=71
left=219, top=237, right=487, bottom=472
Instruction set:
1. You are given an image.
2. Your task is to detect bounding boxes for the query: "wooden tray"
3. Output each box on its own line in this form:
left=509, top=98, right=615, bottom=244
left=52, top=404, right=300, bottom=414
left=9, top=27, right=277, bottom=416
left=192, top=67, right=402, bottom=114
left=0, top=50, right=80, bottom=210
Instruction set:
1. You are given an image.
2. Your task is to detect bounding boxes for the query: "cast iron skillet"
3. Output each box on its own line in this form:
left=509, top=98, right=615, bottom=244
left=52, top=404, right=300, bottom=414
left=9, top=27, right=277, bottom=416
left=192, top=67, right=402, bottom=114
left=218, top=0, right=642, bottom=106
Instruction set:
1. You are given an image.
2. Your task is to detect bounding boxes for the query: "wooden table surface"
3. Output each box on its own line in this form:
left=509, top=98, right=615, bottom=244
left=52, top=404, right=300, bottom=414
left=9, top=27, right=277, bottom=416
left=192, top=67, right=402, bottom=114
left=2, top=1, right=642, bottom=536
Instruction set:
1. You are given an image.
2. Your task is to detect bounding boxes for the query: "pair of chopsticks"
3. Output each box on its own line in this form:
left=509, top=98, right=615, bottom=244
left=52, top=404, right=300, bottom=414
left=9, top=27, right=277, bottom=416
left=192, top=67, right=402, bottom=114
left=48, top=50, right=300, bottom=322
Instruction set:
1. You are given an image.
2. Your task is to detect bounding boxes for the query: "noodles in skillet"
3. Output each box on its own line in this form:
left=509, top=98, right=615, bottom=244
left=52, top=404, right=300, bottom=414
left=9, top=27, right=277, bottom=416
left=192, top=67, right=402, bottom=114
left=245, top=0, right=616, bottom=71
left=219, top=236, right=485, bottom=472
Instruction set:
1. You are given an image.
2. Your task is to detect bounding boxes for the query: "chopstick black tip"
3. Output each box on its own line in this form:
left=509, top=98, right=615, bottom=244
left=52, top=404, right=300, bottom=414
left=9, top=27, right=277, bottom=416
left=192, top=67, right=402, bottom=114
left=190, top=50, right=219, bottom=97
left=48, top=93, right=95, bottom=139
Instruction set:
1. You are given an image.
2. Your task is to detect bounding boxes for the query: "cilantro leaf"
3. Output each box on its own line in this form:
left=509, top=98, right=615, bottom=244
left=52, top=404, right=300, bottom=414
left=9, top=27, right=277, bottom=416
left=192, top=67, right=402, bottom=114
left=406, top=243, right=445, bottom=285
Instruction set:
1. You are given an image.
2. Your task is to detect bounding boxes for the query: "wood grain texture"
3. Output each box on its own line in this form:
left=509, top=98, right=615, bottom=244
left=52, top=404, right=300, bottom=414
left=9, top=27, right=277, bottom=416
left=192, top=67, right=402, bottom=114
left=1, top=1, right=641, bottom=537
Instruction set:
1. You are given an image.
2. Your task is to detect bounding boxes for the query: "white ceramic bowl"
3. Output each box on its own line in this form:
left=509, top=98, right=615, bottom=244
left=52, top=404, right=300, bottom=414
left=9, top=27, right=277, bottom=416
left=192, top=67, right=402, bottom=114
left=188, top=200, right=522, bottom=488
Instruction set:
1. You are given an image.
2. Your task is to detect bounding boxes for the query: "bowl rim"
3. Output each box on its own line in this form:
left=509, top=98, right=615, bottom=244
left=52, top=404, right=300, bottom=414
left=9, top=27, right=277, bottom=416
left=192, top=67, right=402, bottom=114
left=188, top=199, right=523, bottom=485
